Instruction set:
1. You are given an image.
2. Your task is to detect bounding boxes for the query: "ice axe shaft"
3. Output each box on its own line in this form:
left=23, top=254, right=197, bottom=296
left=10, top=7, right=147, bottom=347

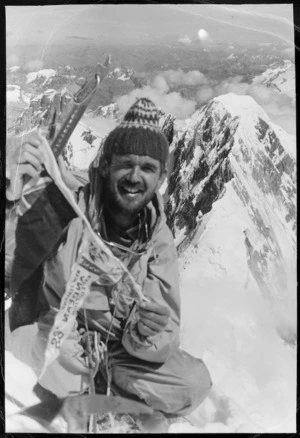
left=50, top=74, right=100, bottom=158
left=50, top=52, right=111, bottom=158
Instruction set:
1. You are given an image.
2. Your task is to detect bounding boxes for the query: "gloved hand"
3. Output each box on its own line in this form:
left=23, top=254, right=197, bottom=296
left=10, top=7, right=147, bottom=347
left=6, top=129, right=46, bottom=201
left=6, top=129, right=79, bottom=201
left=137, top=300, right=170, bottom=337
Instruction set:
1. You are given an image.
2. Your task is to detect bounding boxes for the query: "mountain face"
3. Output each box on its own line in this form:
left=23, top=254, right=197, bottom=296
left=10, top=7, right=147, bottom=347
left=166, top=93, right=296, bottom=343
left=252, top=60, right=295, bottom=100
left=6, top=62, right=139, bottom=126
left=88, top=102, right=119, bottom=119
left=14, top=88, right=75, bottom=135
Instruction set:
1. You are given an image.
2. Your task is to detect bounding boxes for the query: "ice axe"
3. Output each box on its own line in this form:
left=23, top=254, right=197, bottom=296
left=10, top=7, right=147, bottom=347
left=49, top=53, right=111, bottom=158
left=31, top=53, right=111, bottom=161
left=20, top=54, right=111, bottom=209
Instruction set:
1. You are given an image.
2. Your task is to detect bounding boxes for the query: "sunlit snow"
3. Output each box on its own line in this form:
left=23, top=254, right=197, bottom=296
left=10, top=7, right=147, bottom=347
left=26, top=69, right=57, bottom=85
left=178, top=183, right=296, bottom=433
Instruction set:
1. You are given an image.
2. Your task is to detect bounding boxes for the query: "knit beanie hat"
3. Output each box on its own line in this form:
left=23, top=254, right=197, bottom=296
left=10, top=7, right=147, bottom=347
left=102, top=97, right=169, bottom=165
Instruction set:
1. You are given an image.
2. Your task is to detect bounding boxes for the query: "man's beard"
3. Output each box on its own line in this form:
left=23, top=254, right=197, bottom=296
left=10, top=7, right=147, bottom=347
left=103, top=179, right=153, bottom=221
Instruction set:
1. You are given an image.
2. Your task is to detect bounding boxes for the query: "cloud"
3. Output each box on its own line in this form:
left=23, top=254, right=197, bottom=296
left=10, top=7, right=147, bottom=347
left=116, top=81, right=196, bottom=121
left=7, top=54, right=19, bottom=67
left=151, top=75, right=169, bottom=93
left=160, top=69, right=209, bottom=86
left=196, top=86, right=215, bottom=103
left=195, top=76, right=296, bottom=135
left=283, top=47, right=294, bottom=58
left=117, top=68, right=295, bottom=134
left=178, top=35, right=192, bottom=44
left=211, top=76, right=249, bottom=97
left=24, top=60, right=43, bottom=72
left=258, top=42, right=272, bottom=46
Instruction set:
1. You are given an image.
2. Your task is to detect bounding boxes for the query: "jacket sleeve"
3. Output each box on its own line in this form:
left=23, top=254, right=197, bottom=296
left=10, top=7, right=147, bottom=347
left=8, top=169, right=89, bottom=331
left=5, top=201, right=19, bottom=293
left=122, top=223, right=181, bottom=363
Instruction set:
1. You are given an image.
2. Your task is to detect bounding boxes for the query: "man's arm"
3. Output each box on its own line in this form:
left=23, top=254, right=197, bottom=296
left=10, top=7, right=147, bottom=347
left=122, top=223, right=181, bottom=363
left=6, top=130, right=89, bottom=331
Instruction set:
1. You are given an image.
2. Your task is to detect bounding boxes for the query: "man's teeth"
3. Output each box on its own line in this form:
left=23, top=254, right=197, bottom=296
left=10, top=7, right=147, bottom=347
left=123, top=187, right=140, bottom=194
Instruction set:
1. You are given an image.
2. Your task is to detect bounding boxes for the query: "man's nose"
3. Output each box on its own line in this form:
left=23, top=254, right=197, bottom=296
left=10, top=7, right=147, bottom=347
left=128, top=166, right=141, bottom=182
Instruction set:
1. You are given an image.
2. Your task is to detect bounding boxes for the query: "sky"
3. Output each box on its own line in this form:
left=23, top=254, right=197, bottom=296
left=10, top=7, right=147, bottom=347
left=6, top=4, right=295, bottom=47
left=5, top=3, right=296, bottom=135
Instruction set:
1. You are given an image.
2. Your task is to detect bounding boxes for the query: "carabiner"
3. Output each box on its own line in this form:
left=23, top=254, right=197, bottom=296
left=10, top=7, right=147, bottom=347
left=73, top=74, right=101, bottom=105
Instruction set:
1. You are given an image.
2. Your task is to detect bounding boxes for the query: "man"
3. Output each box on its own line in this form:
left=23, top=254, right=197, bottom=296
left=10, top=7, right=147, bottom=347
left=6, top=98, right=212, bottom=422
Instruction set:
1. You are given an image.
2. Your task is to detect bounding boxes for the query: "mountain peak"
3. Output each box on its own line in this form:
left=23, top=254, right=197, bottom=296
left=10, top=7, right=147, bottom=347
left=213, top=93, right=269, bottom=122
left=166, top=92, right=296, bottom=249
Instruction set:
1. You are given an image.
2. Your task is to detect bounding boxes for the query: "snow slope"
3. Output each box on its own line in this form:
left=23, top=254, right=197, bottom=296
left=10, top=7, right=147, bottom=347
left=8, top=66, right=20, bottom=73
left=63, top=119, right=111, bottom=170
left=178, top=184, right=296, bottom=432
left=26, top=69, right=57, bottom=85
left=252, top=60, right=295, bottom=100
left=7, top=85, right=31, bottom=104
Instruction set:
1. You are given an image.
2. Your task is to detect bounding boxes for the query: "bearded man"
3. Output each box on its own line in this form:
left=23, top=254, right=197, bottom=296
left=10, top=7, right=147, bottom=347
left=6, top=98, right=212, bottom=425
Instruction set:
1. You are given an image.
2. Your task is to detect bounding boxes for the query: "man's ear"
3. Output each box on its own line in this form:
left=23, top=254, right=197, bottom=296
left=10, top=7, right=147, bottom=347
left=99, top=159, right=109, bottom=178
left=158, top=167, right=167, bottom=188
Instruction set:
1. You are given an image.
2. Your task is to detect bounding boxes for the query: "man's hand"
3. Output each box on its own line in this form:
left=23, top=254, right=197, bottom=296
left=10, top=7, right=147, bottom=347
left=137, top=301, right=170, bottom=337
left=6, top=129, right=79, bottom=201
left=6, top=129, right=46, bottom=201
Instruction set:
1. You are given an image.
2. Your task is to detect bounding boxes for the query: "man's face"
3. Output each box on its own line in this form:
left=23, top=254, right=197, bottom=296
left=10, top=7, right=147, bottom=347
left=102, top=154, right=166, bottom=218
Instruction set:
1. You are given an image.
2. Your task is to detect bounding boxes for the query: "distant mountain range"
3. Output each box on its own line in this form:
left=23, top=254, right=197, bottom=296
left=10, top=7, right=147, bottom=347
left=252, top=60, right=295, bottom=101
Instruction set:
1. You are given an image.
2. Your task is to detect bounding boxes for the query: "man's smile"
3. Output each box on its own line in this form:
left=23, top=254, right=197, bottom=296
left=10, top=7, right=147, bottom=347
left=119, top=184, right=144, bottom=197
left=102, top=154, right=166, bottom=226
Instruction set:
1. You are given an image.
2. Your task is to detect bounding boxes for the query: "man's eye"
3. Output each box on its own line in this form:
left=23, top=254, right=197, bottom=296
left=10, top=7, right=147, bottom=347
left=117, top=163, right=132, bottom=170
left=142, top=166, right=154, bottom=172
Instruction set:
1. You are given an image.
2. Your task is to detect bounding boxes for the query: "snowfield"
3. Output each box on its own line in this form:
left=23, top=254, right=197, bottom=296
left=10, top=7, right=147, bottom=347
left=6, top=85, right=21, bottom=102
left=8, top=65, right=21, bottom=73
left=252, top=60, right=295, bottom=100
left=178, top=182, right=296, bottom=433
left=26, top=69, right=57, bottom=85
left=7, top=85, right=31, bottom=104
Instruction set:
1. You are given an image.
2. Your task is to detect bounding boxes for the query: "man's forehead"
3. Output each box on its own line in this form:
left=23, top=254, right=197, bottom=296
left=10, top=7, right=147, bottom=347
left=111, top=154, right=160, bottom=166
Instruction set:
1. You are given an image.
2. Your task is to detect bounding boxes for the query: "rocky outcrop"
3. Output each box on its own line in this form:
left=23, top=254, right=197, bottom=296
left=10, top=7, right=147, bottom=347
left=15, top=89, right=74, bottom=134
left=89, top=103, right=119, bottom=119
left=166, top=100, right=239, bottom=243
left=158, top=109, right=176, bottom=145
left=252, top=60, right=295, bottom=100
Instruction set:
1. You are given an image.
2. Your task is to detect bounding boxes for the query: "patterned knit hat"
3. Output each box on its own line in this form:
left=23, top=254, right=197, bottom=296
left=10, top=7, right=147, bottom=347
left=102, top=97, right=169, bottom=165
